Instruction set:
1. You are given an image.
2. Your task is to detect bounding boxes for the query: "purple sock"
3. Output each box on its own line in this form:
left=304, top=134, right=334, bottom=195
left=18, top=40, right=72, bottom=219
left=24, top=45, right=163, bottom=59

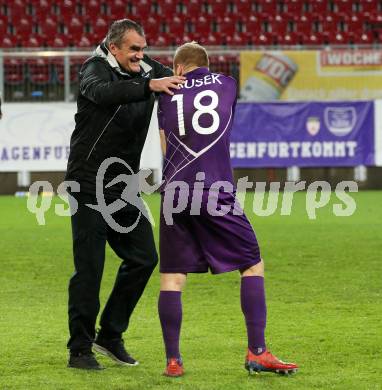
left=158, top=291, right=182, bottom=359
left=241, top=276, right=267, bottom=355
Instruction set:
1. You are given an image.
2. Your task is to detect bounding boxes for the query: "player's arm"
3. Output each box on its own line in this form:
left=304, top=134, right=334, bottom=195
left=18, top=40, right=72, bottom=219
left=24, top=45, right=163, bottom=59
left=157, top=96, right=167, bottom=155
left=80, top=60, right=184, bottom=106
left=159, top=129, right=167, bottom=155
left=80, top=60, right=152, bottom=106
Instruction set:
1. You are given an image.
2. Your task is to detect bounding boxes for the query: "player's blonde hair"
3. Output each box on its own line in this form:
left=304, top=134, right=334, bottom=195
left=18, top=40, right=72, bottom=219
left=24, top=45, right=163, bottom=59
left=173, top=42, right=209, bottom=68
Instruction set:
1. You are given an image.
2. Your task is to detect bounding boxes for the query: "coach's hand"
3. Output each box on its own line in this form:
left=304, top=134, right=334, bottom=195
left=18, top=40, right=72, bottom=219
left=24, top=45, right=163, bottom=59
left=149, top=76, right=186, bottom=95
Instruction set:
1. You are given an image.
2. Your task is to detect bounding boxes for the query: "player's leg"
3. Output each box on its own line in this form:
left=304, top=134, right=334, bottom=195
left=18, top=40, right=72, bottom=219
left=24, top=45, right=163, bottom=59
left=67, top=192, right=108, bottom=370
left=95, top=201, right=158, bottom=366
left=194, top=190, right=298, bottom=374
left=241, top=262, right=298, bottom=375
left=158, top=273, right=187, bottom=377
left=159, top=190, right=208, bottom=376
left=240, top=260, right=266, bottom=355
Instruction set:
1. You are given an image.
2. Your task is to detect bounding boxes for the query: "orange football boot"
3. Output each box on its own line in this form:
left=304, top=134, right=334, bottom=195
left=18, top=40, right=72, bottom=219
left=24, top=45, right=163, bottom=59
left=245, top=349, right=298, bottom=375
left=164, top=358, right=184, bottom=377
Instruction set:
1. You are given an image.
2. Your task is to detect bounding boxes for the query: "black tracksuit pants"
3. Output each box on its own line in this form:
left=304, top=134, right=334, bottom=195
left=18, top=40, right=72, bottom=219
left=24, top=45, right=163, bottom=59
left=67, top=192, right=158, bottom=353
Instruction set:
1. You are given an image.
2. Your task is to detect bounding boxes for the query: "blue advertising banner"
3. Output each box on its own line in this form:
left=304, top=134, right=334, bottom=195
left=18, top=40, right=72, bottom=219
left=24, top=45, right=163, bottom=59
left=230, top=101, right=375, bottom=167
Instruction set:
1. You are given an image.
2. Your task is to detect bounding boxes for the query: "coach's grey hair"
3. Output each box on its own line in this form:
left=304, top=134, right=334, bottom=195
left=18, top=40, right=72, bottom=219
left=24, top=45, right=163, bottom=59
left=105, top=19, right=145, bottom=48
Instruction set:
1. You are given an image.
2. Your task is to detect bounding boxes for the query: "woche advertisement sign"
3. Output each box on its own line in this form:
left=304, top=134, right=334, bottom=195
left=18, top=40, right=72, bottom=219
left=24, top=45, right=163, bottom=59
left=240, top=49, right=382, bottom=101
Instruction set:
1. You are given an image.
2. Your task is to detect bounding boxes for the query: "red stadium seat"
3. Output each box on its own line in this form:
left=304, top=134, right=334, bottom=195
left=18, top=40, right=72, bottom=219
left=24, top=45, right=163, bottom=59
left=67, top=16, right=84, bottom=37
left=198, top=33, right=219, bottom=46
left=242, top=15, right=262, bottom=35
left=39, top=16, right=58, bottom=36
left=252, top=32, right=275, bottom=46
left=52, top=57, right=81, bottom=85
left=225, top=32, right=250, bottom=46
left=258, top=0, right=278, bottom=14
left=335, top=0, right=353, bottom=13
left=51, top=55, right=83, bottom=85
left=311, top=0, right=328, bottom=13
left=184, top=0, right=202, bottom=19
left=23, top=35, right=45, bottom=48
left=167, top=15, right=185, bottom=36
left=0, top=35, right=18, bottom=49
left=360, top=0, right=378, bottom=13
left=209, top=0, right=229, bottom=17
left=144, top=15, right=162, bottom=37
left=284, top=0, right=304, bottom=14
left=374, top=30, right=382, bottom=44
left=16, top=17, right=33, bottom=37
left=277, top=31, right=302, bottom=45
left=84, top=0, right=102, bottom=19
left=4, top=59, right=25, bottom=85
left=78, top=35, right=93, bottom=48
left=28, top=58, right=51, bottom=85
left=109, top=0, right=127, bottom=19
left=214, top=32, right=225, bottom=45
left=192, top=15, right=212, bottom=36
left=301, top=32, right=327, bottom=45
left=59, top=0, right=75, bottom=20
left=158, top=0, right=177, bottom=15
left=0, top=18, right=7, bottom=35
left=351, top=31, right=374, bottom=44
left=294, top=14, right=312, bottom=35
left=235, top=0, right=253, bottom=14
left=8, top=0, right=27, bottom=19
left=365, top=12, right=382, bottom=24
left=152, top=54, right=173, bottom=67
left=328, top=31, right=346, bottom=44
left=173, top=32, right=199, bottom=45
left=321, top=14, right=340, bottom=34
left=133, top=0, right=153, bottom=19
left=344, top=14, right=364, bottom=33
left=33, top=0, right=52, bottom=20
left=46, top=34, right=70, bottom=48
left=150, top=34, right=173, bottom=47
left=71, top=57, right=86, bottom=81
left=218, top=16, right=237, bottom=36
left=271, top=14, right=289, bottom=35
left=93, top=16, right=108, bottom=38
left=218, top=54, right=239, bottom=76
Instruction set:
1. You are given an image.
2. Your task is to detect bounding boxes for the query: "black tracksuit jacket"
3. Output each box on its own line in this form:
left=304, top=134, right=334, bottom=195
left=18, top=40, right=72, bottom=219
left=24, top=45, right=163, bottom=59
left=65, top=51, right=172, bottom=198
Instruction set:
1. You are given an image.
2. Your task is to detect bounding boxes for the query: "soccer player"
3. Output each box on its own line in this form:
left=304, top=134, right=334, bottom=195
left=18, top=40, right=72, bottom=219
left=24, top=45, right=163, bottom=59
left=157, top=42, right=299, bottom=377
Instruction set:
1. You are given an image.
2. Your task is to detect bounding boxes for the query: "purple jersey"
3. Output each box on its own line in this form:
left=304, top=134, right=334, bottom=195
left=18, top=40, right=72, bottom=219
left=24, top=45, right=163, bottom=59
left=158, top=67, right=237, bottom=189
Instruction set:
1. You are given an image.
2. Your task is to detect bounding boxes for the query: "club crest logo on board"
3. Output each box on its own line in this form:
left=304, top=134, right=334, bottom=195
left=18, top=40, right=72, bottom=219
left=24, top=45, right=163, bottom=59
left=306, top=117, right=321, bottom=136
left=324, top=107, right=356, bottom=136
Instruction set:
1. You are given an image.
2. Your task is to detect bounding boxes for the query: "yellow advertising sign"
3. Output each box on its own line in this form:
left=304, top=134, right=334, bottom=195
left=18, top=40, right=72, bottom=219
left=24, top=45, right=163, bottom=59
left=240, top=50, right=382, bottom=101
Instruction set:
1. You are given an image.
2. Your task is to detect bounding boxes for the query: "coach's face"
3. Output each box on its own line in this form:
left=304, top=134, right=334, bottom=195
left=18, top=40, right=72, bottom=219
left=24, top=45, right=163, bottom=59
left=109, top=30, right=147, bottom=73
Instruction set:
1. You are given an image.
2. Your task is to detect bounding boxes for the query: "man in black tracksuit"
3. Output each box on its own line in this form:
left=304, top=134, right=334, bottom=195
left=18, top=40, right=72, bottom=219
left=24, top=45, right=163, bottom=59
left=65, top=19, right=185, bottom=370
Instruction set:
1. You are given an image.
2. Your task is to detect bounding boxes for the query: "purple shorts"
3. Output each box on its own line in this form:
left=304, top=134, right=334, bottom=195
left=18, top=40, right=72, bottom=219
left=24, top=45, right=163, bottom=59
left=160, top=189, right=261, bottom=274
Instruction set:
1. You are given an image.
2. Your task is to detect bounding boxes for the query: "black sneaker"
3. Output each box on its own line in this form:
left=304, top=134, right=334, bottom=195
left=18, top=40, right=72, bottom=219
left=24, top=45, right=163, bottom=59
left=68, top=352, right=105, bottom=370
left=93, top=338, right=139, bottom=366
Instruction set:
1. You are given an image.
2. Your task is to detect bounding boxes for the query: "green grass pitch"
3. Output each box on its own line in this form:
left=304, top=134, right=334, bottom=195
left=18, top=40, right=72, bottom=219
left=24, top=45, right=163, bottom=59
left=0, top=191, right=381, bottom=390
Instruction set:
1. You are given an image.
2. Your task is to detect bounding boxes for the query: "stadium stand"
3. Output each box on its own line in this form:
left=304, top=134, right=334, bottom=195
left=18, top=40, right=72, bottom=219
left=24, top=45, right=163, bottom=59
left=1, top=0, right=381, bottom=101
left=0, top=0, right=381, bottom=48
